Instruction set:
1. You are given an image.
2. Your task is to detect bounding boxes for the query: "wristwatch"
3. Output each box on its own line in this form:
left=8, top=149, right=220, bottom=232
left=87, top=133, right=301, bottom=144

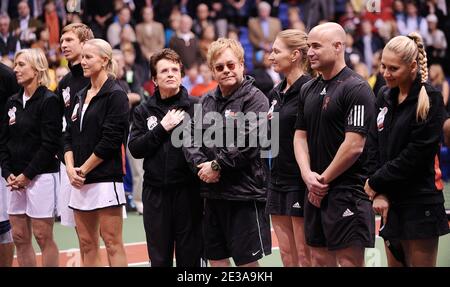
left=211, top=160, right=221, bottom=172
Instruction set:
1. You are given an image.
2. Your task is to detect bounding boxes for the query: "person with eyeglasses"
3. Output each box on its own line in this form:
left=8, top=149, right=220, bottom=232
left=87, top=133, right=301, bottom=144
left=293, top=22, right=376, bottom=266
left=183, top=38, right=271, bottom=267
left=128, top=48, right=203, bottom=267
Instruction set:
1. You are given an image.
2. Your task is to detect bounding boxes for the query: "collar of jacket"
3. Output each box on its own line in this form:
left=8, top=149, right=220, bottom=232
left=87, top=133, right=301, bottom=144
left=149, top=85, right=191, bottom=110
left=273, top=75, right=309, bottom=101
left=213, top=75, right=256, bottom=102
left=384, top=75, right=423, bottom=106
left=11, top=85, right=48, bottom=105
left=77, top=76, right=117, bottom=101
left=69, top=62, right=84, bottom=78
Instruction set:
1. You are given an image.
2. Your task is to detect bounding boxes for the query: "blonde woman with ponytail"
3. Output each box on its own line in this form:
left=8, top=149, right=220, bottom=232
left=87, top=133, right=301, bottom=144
left=365, top=32, right=449, bottom=267
left=266, top=29, right=312, bottom=267
left=64, top=38, right=130, bottom=266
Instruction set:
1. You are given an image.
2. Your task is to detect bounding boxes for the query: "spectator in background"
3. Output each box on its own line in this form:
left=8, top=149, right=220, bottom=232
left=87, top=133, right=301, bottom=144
left=193, top=3, right=212, bottom=38
left=223, top=0, right=251, bottom=27
left=9, top=1, right=42, bottom=48
left=55, top=65, right=69, bottom=83
left=85, top=0, right=114, bottom=39
left=429, top=63, right=449, bottom=107
left=250, top=50, right=280, bottom=96
left=182, top=63, right=203, bottom=94
left=354, top=62, right=370, bottom=81
left=355, top=20, right=384, bottom=74
left=303, top=0, right=335, bottom=30
left=135, top=6, right=165, bottom=62
left=199, top=24, right=216, bottom=62
left=338, top=2, right=360, bottom=36
left=210, top=1, right=227, bottom=38
left=0, top=14, right=21, bottom=59
left=191, top=62, right=217, bottom=97
left=344, top=32, right=362, bottom=70
left=248, top=1, right=282, bottom=64
left=368, top=50, right=386, bottom=97
left=226, top=26, right=239, bottom=42
left=169, top=14, right=202, bottom=70
left=121, top=41, right=146, bottom=93
left=107, top=6, right=132, bottom=48
left=397, top=1, right=427, bottom=36
left=424, top=14, right=447, bottom=65
left=39, top=0, right=62, bottom=49
left=164, top=10, right=181, bottom=48
left=287, top=6, right=305, bottom=30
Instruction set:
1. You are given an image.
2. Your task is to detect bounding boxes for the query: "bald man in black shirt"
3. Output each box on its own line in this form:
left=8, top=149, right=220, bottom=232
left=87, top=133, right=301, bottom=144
left=293, top=23, right=376, bottom=267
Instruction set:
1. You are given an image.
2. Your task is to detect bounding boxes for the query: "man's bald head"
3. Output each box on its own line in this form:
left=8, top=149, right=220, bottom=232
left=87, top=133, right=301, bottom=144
left=306, top=22, right=347, bottom=77
left=309, top=22, right=346, bottom=47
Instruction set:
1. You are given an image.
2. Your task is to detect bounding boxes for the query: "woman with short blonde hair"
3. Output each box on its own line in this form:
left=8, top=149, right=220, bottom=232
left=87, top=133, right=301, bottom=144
left=0, top=48, right=62, bottom=266
left=64, top=38, right=129, bottom=267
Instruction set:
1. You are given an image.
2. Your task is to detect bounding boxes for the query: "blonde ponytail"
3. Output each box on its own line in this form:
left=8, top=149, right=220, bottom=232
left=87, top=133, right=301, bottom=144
left=408, top=32, right=429, bottom=121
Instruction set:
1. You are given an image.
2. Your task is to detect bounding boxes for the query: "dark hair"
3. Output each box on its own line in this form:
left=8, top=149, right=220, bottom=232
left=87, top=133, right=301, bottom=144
left=150, top=48, right=184, bottom=79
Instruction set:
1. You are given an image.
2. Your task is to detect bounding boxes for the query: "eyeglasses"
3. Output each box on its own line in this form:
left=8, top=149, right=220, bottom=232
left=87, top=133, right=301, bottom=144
left=214, top=62, right=237, bottom=72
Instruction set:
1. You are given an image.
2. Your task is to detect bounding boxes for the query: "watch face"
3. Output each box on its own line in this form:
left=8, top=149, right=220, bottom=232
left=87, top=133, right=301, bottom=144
left=211, top=161, right=219, bottom=171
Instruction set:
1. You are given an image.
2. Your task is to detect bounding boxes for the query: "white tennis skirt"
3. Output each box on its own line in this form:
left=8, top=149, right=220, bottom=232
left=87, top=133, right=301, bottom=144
left=58, top=163, right=75, bottom=227
left=69, top=181, right=126, bottom=212
left=8, top=172, right=59, bottom=218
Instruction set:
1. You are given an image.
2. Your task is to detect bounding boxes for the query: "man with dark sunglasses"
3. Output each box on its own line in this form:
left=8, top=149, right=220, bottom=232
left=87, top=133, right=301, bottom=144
left=184, top=38, right=271, bottom=267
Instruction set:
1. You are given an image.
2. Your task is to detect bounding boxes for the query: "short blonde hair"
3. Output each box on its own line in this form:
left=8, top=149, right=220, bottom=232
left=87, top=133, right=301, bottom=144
left=207, top=38, right=244, bottom=69
left=14, top=48, right=50, bottom=87
left=61, top=23, right=94, bottom=43
left=84, top=38, right=117, bottom=78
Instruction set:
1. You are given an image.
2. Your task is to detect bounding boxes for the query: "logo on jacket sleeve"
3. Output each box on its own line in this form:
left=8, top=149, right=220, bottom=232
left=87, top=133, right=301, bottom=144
left=224, top=109, right=237, bottom=118
left=377, top=107, right=388, bottom=131
left=62, top=87, right=71, bottom=107
left=147, top=116, right=158, bottom=130
left=8, top=107, right=16, bottom=125
left=71, top=103, right=79, bottom=122
left=267, top=99, right=277, bottom=120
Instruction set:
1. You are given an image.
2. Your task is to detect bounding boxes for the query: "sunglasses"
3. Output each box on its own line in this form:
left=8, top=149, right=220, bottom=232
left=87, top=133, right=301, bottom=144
left=214, top=62, right=237, bottom=72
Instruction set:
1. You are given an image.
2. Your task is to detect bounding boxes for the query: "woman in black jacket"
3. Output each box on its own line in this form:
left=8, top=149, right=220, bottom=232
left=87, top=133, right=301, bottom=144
left=128, top=48, right=202, bottom=267
left=0, top=48, right=62, bottom=266
left=365, top=32, right=449, bottom=266
left=64, top=38, right=129, bottom=267
left=266, top=29, right=312, bottom=267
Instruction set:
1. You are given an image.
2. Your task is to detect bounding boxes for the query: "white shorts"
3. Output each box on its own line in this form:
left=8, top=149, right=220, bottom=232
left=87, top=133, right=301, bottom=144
left=0, top=169, right=10, bottom=222
left=8, top=173, right=59, bottom=218
left=58, top=164, right=76, bottom=227
left=69, top=181, right=126, bottom=211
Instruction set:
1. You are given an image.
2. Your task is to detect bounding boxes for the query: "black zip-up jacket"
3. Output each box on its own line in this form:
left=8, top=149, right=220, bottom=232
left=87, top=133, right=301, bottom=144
left=128, top=86, right=198, bottom=187
left=0, top=63, right=20, bottom=116
left=0, top=86, right=62, bottom=180
left=183, top=76, right=270, bottom=201
left=367, top=78, right=446, bottom=206
left=57, top=63, right=90, bottom=125
left=268, top=75, right=310, bottom=191
left=56, top=63, right=90, bottom=163
left=64, top=77, right=129, bottom=184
